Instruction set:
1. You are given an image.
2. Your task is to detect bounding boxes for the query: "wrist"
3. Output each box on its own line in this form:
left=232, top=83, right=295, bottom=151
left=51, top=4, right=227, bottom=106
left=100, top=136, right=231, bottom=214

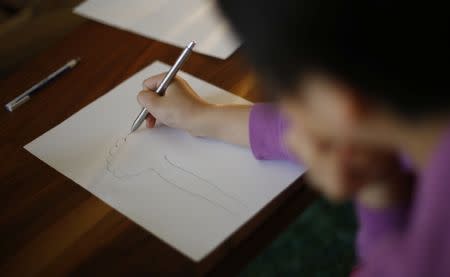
left=186, top=103, right=217, bottom=137
left=356, top=172, right=412, bottom=209
left=185, top=103, right=251, bottom=147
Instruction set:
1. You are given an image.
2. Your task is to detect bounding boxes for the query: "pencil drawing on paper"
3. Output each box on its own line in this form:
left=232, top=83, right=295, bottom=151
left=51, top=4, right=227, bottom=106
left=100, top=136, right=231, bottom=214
left=105, top=135, right=248, bottom=215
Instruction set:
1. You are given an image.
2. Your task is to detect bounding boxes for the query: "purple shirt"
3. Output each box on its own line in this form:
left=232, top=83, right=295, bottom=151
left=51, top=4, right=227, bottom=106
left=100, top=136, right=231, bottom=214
left=249, top=103, right=450, bottom=276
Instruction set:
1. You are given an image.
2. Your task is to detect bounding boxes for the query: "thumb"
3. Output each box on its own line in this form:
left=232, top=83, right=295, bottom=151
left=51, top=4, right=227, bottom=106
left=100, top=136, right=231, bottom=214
left=137, top=90, right=161, bottom=111
left=143, top=72, right=166, bottom=91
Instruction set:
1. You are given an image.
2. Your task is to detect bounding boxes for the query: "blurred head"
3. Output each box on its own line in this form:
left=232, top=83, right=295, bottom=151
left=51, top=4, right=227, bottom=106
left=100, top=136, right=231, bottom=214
left=218, top=0, right=450, bottom=148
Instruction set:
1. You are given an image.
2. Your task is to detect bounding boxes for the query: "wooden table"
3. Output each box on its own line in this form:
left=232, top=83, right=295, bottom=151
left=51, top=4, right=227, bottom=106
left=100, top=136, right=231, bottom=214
left=0, top=21, right=317, bottom=276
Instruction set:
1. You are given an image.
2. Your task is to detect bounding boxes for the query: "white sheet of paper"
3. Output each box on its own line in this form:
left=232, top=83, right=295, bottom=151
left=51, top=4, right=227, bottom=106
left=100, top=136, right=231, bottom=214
left=74, top=0, right=240, bottom=59
left=25, top=61, right=305, bottom=261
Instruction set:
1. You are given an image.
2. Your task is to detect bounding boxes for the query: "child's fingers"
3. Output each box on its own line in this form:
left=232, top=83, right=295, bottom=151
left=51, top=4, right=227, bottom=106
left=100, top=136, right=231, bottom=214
left=291, top=126, right=358, bottom=201
left=138, top=90, right=162, bottom=129
left=137, top=90, right=161, bottom=111
left=142, top=72, right=168, bottom=90
left=146, top=115, right=156, bottom=128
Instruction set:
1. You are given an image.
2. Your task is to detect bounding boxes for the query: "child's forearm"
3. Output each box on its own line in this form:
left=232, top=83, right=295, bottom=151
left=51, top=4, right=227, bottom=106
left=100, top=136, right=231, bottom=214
left=189, top=104, right=252, bottom=147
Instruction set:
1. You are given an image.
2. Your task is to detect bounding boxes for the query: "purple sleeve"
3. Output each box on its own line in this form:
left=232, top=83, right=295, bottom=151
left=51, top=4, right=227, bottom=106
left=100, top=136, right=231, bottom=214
left=355, top=126, right=450, bottom=276
left=356, top=155, right=413, bottom=263
left=356, top=203, right=409, bottom=263
left=249, top=103, right=296, bottom=161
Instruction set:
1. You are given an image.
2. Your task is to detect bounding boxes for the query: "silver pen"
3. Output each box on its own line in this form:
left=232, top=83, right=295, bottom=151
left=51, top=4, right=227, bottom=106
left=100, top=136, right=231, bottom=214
left=5, top=58, right=81, bottom=112
left=130, top=41, right=196, bottom=133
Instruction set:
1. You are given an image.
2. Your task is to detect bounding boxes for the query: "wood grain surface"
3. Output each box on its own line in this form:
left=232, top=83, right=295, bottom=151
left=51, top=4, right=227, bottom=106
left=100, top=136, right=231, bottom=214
left=0, top=21, right=317, bottom=276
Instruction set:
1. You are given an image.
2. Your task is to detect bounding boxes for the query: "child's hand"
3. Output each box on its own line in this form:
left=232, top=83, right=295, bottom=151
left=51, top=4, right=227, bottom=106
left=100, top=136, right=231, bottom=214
left=285, top=122, right=411, bottom=206
left=137, top=73, right=210, bottom=135
left=137, top=73, right=252, bottom=146
left=281, top=92, right=412, bottom=206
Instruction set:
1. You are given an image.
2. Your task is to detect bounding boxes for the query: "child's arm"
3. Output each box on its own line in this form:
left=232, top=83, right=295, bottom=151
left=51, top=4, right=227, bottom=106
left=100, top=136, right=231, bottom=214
left=350, top=153, right=450, bottom=276
left=138, top=73, right=251, bottom=147
left=137, top=73, right=295, bottom=161
left=354, top=159, right=414, bottom=263
left=355, top=182, right=411, bottom=264
left=354, top=160, right=450, bottom=276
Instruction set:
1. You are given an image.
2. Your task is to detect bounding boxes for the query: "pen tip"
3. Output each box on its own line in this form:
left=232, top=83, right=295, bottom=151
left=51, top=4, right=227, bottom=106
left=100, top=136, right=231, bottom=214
left=130, top=123, right=137, bottom=133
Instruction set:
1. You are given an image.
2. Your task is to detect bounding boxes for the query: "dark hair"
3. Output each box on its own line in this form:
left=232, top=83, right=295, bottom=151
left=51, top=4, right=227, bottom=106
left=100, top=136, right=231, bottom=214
left=218, top=0, right=449, bottom=118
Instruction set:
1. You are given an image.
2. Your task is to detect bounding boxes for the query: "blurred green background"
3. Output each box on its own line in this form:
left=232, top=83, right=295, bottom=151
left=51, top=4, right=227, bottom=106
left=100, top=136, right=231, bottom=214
left=240, top=198, right=357, bottom=277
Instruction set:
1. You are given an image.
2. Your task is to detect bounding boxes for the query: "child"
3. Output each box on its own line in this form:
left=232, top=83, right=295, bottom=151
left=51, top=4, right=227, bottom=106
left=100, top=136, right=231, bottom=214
left=137, top=1, right=449, bottom=276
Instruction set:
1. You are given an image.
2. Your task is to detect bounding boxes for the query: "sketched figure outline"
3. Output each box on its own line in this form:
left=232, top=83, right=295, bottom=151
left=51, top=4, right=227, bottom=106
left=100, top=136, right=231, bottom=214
left=105, top=136, right=249, bottom=215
